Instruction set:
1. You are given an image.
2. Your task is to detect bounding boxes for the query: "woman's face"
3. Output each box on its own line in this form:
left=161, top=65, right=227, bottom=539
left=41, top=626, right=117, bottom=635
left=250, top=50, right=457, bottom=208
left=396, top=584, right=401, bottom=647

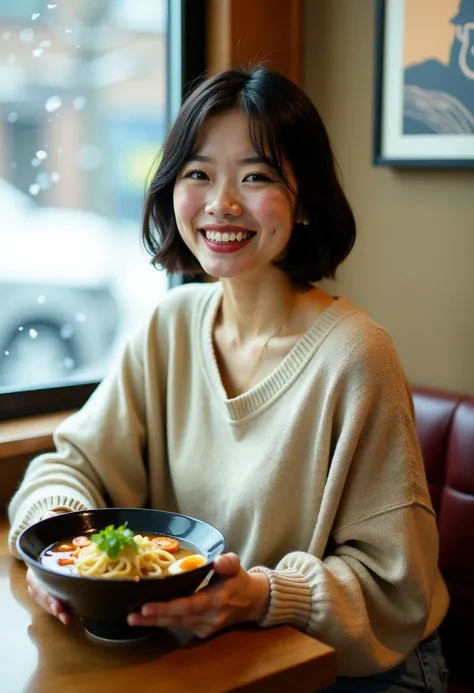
left=173, top=109, right=297, bottom=280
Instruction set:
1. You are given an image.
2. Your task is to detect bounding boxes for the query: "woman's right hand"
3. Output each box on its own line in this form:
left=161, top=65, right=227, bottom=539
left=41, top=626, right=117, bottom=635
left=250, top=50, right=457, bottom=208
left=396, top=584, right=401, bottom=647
left=26, top=509, right=72, bottom=625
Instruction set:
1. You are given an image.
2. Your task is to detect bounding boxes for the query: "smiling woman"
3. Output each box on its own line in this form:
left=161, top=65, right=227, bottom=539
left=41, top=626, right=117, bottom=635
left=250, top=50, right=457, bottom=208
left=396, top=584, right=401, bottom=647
left=172, top=111, right=299, bottom=281
left=8, top=66, right=450, bottom=693
left=143, top=68, right=355, bottom=286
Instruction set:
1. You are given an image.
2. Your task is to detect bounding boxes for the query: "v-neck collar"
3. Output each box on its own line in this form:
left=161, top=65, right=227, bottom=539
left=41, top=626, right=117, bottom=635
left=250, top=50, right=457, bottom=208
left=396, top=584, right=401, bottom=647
left=198, top=283, right=355, bottom=422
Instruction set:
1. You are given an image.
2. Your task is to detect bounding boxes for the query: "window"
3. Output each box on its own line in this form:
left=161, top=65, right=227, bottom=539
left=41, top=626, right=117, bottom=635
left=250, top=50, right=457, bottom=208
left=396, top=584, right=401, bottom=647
left=0, top=0, right=206, bottom=419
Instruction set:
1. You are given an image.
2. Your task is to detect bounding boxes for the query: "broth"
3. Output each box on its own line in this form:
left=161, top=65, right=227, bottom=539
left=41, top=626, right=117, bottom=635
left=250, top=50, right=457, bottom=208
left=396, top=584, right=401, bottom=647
left=40, top=533, right=201, bottom=579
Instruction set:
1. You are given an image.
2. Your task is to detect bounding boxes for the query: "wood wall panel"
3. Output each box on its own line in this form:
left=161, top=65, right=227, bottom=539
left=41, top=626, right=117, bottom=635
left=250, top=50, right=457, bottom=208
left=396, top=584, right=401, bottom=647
left=207, top=0, right=302, bottom=83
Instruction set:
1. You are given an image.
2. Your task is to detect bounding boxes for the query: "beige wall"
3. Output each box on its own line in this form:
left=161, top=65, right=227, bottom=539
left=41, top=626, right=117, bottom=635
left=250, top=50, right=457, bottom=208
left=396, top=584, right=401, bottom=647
left=304, top=0, right=474, bottom=395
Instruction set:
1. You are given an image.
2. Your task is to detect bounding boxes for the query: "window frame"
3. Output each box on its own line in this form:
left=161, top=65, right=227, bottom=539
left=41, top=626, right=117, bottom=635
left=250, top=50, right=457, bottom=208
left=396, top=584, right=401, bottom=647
left=0, top=0, right=207, bottom=422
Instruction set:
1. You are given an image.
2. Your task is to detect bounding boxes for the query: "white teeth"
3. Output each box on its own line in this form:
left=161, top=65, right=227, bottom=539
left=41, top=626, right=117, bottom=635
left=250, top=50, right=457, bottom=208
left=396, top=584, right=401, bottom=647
left=204, top=230, right=251, bottom=243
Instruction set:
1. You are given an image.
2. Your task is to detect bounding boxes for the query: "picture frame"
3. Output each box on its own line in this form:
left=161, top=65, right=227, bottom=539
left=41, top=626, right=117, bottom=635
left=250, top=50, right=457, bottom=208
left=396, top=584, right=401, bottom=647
left=373, top=0, right=474, bottom=168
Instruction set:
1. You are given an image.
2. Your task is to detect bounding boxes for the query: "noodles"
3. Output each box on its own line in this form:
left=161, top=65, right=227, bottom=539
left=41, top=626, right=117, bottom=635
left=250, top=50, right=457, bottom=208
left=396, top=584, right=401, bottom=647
left=40, top=527, right=207, bottom=580
left=74, top=535, right=175, bottom=579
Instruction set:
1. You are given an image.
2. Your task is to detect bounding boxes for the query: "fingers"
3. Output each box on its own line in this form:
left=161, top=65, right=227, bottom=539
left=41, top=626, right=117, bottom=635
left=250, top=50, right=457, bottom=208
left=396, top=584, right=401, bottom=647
left=26, top=568, right=71, bottom=625
left=40, top=509, right=71, bottom=521
left=40, top=510, right=60, bottom=521
left=213, top=553, right=241, bottom=576
left=128, top=553, right=242, bottom=629
left=26, top=511, right=72, bottom=624
left=127, top=610, right=223, bottom=637
left=141, top=589, right=215, bottom=618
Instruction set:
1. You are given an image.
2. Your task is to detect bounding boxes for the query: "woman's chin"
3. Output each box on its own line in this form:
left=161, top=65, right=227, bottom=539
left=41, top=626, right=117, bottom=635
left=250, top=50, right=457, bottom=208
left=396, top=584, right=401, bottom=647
left=199, top=260, right=245, bottom=280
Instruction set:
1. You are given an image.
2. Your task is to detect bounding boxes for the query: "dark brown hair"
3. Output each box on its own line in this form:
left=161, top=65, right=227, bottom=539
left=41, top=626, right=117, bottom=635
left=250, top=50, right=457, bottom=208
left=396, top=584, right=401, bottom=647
left=142, top=66, right=355, bottom=284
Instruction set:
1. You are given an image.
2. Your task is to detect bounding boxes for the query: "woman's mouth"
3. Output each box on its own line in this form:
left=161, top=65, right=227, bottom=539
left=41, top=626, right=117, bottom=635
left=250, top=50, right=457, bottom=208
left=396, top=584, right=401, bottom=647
left=199, top=227, right=255, bottom=253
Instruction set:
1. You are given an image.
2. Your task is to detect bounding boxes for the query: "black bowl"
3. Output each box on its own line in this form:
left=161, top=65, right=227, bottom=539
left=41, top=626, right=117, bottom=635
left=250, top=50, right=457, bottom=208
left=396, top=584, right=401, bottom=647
left=17, top=508, right=225, bottom=642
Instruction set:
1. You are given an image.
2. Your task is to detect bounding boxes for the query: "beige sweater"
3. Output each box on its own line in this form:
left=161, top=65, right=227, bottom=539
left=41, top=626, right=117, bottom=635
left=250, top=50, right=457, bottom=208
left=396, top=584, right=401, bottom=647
left=8, top=283, right=449, bottom=676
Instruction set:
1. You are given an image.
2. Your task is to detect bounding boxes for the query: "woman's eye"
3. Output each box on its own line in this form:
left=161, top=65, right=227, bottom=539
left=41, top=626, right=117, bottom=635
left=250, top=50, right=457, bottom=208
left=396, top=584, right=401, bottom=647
left=243, top=173, right=272, bottom=183
left=183, top=169, right=209, bottom=180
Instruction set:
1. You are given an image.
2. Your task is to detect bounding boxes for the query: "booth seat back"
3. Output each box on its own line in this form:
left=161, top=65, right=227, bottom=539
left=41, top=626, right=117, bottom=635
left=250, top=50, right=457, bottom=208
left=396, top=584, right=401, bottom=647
left=412, top=386, right=474, bottom=693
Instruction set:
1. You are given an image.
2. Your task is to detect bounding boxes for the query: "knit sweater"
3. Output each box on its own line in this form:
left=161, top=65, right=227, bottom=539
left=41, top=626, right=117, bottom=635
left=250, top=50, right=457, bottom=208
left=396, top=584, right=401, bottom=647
left=8, top=282, right=449, bottom=676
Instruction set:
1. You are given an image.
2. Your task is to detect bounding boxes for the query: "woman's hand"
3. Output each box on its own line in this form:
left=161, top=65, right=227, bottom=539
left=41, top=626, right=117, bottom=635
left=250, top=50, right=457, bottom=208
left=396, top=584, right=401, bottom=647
left=26, top=509, right=72, bottom=625
left=127, top=553, right=270, bottom=639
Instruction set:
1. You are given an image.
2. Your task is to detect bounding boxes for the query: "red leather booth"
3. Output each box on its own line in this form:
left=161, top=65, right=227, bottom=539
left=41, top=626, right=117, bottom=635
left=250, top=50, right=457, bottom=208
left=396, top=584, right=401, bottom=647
left=413, top=386, right=474, bottom=693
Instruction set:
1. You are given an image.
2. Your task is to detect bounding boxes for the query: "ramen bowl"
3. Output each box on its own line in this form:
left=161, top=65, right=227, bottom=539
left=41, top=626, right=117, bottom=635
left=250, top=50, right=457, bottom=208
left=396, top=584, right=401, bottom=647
left=17, top=507, right=225, bottom=642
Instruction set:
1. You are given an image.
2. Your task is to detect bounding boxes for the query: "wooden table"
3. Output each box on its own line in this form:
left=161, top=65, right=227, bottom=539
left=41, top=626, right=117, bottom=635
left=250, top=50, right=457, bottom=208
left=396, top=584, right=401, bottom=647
left=0, top=519, right=337, bottom=693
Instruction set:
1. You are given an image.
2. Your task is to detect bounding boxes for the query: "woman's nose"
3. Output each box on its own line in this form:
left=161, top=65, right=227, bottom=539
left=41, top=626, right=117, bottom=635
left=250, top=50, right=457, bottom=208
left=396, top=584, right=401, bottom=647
left=205, top=189, right=242, bottom=217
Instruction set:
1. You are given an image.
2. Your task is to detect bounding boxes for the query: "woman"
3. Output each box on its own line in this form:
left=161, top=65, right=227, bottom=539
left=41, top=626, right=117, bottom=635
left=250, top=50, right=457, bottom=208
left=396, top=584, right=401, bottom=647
left=8, top=67, right=450, bottom=691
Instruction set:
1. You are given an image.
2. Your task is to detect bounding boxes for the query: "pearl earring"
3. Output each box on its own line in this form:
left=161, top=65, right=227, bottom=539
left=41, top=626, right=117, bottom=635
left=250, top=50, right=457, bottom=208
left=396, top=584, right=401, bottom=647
left=302, top=218, right=309, bottom=226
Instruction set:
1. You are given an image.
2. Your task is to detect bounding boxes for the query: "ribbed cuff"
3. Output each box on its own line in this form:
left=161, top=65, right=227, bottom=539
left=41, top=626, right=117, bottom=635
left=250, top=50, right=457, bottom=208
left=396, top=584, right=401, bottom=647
left=248, top=566, right=312, bottom=630
left=9, top=493, right=94, bottom=558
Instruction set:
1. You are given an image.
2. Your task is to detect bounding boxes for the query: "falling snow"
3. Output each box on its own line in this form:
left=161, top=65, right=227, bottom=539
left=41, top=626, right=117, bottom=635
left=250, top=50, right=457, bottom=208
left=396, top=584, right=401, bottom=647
left=45, top=95, right=62, bottom=113
left=1, top=3, right=170, bottom=392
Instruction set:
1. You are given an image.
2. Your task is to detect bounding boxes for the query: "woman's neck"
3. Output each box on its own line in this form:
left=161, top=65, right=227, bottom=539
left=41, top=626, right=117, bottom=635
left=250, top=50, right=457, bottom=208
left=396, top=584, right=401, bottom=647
left=216, top=272, right=302, bottom=345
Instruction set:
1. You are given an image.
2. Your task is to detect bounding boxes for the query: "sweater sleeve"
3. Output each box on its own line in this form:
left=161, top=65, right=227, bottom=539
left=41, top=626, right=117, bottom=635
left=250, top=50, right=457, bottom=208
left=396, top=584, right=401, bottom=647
left=250, top=506, right=440, bottom=676
left=250, top=322, right=446, bottom=676
left=7, top=323, right=150, bottom=558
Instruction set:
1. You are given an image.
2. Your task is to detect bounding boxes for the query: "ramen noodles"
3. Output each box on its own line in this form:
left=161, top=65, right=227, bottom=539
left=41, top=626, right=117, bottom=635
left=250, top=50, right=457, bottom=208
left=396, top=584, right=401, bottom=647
left=40, top=525, right=207, bottom=580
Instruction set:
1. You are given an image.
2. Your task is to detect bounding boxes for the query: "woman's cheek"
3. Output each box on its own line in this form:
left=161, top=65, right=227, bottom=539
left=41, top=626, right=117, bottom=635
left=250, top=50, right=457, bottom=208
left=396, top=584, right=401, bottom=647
left=249, top=189, right=294, bottom=232
left=173, top=185, right=201, bottom=225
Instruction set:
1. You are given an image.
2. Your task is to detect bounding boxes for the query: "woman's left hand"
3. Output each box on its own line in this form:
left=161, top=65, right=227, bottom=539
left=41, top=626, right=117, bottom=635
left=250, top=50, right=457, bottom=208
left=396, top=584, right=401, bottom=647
left=127, top=553, right=270, bottom=639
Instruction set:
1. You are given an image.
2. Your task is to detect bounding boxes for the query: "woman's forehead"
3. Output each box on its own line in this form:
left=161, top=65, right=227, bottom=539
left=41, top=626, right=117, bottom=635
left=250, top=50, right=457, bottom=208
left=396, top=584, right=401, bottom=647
left=193, top=110, right=254, bottom=151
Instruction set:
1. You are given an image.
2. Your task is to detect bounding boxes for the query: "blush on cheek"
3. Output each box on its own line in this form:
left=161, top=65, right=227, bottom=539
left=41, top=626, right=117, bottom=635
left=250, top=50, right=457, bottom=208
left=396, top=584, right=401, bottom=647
left=173, top=186, right=200, bottom=224
left=249, top=189, right=294, bottom=231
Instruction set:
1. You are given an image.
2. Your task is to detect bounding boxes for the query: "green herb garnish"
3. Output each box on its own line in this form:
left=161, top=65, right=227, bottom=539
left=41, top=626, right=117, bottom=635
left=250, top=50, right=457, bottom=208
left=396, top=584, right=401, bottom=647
left=90, top=522, right=138, bottom=559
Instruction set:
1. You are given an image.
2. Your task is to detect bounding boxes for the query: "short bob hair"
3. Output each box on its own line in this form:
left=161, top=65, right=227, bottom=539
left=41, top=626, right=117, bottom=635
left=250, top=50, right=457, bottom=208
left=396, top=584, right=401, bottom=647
left=142, top=66, right=355, bottom=284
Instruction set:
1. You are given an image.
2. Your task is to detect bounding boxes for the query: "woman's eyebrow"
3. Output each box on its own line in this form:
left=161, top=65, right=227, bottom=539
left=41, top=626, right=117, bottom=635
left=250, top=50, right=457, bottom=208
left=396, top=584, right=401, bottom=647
left=185, top=154, right=270, bottom=165
left=238, top=155, right=268, bottom=165
left=185, top=154, right=214, bottom=163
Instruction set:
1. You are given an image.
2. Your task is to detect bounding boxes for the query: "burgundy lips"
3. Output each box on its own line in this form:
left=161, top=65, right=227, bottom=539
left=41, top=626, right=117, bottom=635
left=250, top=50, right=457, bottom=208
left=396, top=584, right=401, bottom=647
left=200, top=225, right=255, bottom=254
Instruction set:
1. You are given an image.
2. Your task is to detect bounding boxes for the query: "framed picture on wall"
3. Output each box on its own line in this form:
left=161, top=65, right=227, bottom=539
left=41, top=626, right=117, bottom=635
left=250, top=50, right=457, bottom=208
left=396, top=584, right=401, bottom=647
left=373, top=0, right=474, bottom=167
